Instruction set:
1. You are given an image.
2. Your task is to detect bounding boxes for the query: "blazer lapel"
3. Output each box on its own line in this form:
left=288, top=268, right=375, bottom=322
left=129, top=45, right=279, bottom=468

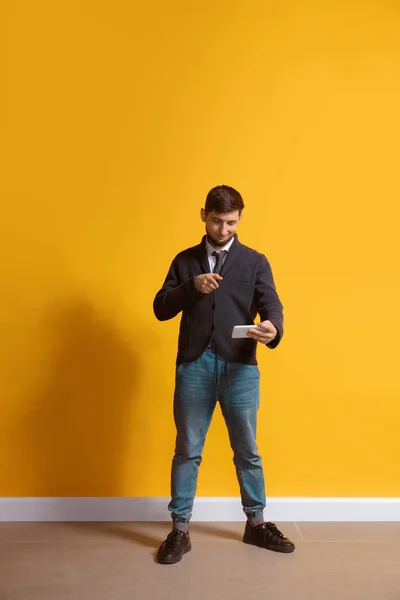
left=220, top=235, right=242, bottom=276
left=198, top=236, right=210, bottom=273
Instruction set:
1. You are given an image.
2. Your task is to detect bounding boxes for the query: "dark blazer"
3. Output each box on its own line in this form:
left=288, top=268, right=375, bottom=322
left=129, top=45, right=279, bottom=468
left=153, top=234, right=284, bottom=365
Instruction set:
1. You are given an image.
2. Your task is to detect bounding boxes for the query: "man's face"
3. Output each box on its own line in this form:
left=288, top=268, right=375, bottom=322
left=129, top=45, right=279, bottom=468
left=201, top=209, right=242, bottom=248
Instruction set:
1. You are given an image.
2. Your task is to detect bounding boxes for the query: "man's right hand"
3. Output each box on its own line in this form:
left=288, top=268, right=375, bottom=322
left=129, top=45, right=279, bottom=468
left=194, top=273, right=223, bottom=295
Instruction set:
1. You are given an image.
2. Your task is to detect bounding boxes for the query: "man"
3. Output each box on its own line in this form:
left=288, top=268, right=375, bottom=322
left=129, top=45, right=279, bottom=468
left=153, top=185, right=295, bottom=564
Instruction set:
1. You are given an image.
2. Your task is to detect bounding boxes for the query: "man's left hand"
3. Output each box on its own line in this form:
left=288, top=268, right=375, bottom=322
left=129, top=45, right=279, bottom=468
left=247, top=320, right=277, bottom=344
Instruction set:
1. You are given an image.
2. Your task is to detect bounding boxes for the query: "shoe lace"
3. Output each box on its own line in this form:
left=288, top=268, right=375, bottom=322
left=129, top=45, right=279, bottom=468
left=265, top=522, right=284, bottom=538
left=164, top=530, right=185, bottom=550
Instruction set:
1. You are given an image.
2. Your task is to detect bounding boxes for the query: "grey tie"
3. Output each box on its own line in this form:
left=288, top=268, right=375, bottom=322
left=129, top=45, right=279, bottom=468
left=212, top=250, right=227, bottom=274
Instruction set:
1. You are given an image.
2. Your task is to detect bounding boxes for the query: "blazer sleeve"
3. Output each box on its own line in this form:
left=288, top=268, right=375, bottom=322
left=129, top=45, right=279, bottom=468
left=153, top=257, right=202, bottom=321
left=254, top=255, right=284, bottom=349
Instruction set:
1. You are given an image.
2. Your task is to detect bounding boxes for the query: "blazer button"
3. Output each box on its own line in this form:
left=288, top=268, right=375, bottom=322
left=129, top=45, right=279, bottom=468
left=211, top=325, right=215, bottom=331
left=212, top=304, right=215, bottom=310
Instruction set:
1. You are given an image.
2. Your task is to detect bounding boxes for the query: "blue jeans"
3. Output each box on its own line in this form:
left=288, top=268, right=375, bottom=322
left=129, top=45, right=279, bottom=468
left=169, top=347, right=265, bottom=523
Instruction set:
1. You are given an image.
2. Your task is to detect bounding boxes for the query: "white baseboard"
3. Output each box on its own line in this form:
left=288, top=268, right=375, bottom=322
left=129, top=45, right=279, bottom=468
left=0, top=497, right=399, bottom=522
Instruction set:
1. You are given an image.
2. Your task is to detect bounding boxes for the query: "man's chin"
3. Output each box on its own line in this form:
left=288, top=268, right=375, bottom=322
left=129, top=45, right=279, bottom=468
left=208, top=235, right=234, bottom=248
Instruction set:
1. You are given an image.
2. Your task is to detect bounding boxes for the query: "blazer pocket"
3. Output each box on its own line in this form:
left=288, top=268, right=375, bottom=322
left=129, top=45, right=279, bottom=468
left=234, top=270, right=251, bottom=282
left=178, top=316, right=192, bottom=348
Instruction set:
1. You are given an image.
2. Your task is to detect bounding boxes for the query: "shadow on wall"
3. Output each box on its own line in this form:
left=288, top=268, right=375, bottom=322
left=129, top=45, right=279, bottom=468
left=22, top=296, right=140, bottom=497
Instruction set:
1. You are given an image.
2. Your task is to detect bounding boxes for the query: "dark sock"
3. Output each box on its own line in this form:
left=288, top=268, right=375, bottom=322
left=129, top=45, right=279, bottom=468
left=248, top=515, right=264, bottom=528
left=173, top=521, right=188, bottom=534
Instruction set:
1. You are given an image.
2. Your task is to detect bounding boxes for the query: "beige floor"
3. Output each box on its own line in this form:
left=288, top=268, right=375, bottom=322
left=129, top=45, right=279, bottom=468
left=0, top=521, right=399, bottom=599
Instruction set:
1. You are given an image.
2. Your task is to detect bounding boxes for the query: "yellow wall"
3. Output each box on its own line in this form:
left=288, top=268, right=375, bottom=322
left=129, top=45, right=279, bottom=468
left=2, top=0, right=400, bottom=497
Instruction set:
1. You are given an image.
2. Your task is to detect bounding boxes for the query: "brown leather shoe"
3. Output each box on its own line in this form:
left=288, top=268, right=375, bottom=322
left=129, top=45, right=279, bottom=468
left=243, top=521, right=295, bottom=553
left=157, top=529, right=191, bottom=564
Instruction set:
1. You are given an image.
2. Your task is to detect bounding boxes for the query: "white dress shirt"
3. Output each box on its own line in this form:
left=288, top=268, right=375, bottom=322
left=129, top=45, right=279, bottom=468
left=205, top=236, right=235, bottom=272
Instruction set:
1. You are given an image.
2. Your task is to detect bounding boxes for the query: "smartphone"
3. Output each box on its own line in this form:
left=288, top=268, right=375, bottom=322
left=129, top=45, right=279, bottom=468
left=231, top=324, right=265, bottom=338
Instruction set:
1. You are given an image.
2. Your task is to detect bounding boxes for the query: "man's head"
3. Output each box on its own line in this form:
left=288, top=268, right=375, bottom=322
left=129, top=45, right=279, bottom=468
left=201, top=185, right=244, bottom=248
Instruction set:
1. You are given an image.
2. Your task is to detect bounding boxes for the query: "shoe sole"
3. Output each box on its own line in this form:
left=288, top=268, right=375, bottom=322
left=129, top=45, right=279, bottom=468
left=157, top=541, right=192, bottom=564
left=243, top=539, right=295, bottom=553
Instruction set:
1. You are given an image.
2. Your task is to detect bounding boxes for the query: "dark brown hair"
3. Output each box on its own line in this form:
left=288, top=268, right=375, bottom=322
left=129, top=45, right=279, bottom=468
left=205, top=185, right=244, bottom=215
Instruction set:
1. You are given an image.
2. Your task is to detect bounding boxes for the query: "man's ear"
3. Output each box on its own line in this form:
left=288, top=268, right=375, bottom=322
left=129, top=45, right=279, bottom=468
left=200, top=208, right=206, bottom=223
